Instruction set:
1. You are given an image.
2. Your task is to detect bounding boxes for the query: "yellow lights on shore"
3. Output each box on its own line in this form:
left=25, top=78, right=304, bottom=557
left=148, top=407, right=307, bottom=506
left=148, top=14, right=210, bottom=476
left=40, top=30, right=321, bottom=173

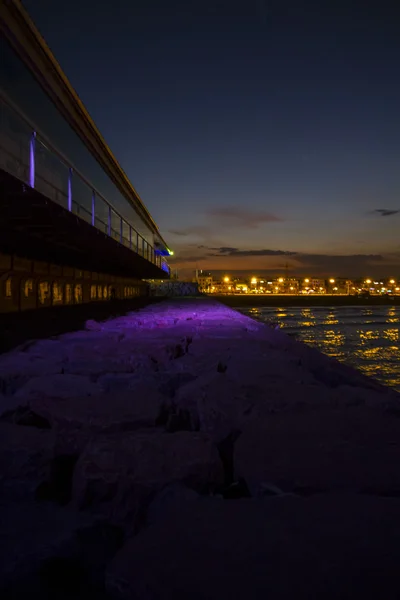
left=365, top=279, right=372, bottom=284
left=304, top=278, right=310, bottom=283
left=333, top=287, right=338, bottom=291
left=223, top=276, right=230, bottom=283
left=251, top=277, right=257, bottom=285
left=329, top=278, right=335, bottom=284
left=278, top=278, right=284, bottom=283
left=390, top=279, right=396, bottom=284
left=275, top=286, right=279, bottom=291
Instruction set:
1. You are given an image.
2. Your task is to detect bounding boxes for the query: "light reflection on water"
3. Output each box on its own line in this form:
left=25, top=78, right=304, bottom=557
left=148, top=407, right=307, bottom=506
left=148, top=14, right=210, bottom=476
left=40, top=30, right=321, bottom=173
left=240, top=305, right=400, bottom=392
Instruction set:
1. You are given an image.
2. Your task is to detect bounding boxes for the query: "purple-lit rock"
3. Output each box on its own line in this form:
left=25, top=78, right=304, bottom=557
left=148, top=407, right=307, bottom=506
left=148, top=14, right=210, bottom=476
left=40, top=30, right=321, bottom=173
left=15, top=374, right=102, bottom=400
left=29, top=386, right=168, bottom=436
left=1, top=297, right=400, bottom=597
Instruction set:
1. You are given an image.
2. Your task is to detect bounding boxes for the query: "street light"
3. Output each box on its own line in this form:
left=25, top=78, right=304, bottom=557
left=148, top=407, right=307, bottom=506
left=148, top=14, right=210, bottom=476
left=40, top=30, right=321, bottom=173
left=304, top=278, right=310, bottom=283
left=390, top=279, right=395, bottom=284
left=251, top=277, right=257, bottom=285
left=223, top=276, right=230, bottom=283
left=366, top=279, right=371, bottom=285
left=329, top=278, right=335, bottom=284
left=278, top=278, right=284, bottom=283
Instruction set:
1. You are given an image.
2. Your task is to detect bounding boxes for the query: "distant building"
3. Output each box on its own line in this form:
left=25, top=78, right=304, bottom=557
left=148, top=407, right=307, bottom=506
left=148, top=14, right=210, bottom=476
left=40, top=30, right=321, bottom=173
left=195, top=270, right=213, bottom=293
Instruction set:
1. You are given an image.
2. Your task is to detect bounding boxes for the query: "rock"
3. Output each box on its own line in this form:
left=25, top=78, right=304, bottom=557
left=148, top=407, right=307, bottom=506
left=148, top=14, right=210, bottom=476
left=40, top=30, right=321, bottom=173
left=85, top=319, right=103, bottom=331
left=15, top=374, right=102, bottom=400
left=62, top=360, right=135, bottom=377
left=145, top=482, right=199, bottom=525
left=0, top=502, right=123, bottom=597
left=175, top=373, right=258, bottom=442
left=107, top=494, right=400, bottom=600
left=234, top=407, right=400, bottom=496
left=0, top=422, right=54, bottom=501
left=30, top=387, right=168, bottom=436
left=72, top=431, right=224, bottom=531
left=0, top=356, right=63, bottom=395
left=158, top=372, right=197, bottom=398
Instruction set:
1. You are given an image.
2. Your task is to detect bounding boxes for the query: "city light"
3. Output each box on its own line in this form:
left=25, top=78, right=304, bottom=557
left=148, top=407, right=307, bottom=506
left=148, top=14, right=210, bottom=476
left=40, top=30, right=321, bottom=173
left=201, top=274, right=400, bottom=296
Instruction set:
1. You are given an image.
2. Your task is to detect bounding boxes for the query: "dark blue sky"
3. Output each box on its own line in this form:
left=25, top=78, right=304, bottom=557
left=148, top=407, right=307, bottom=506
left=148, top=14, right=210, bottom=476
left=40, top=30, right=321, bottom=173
left=23, top=0, right=400, bottom=276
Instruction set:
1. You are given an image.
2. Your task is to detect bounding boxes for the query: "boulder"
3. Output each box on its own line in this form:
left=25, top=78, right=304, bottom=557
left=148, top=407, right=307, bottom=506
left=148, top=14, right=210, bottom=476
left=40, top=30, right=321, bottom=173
left=0, top=422, right=54, bottom=501
left=30, top=387, right=168, bottom=436
left=72, top=431, right=223, bottom=530
left=0, top=501, right=122, bottom=597
left=15, top=374, right=102, bottom=400
left=107, top=494, right=400, bottom=600
left=175, top=372, right=262, bottom=442
left=234, top=407, right=400, bottom=496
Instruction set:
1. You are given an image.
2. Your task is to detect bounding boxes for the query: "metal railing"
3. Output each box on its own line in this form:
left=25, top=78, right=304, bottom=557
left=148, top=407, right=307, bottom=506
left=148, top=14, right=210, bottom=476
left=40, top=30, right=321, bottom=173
left=0, top=92, right=170, bottom=275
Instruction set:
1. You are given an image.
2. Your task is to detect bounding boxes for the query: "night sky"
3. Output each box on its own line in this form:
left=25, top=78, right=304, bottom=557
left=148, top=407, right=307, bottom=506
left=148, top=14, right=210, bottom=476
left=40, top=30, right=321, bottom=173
left=23, top=0, right=400, bottom=278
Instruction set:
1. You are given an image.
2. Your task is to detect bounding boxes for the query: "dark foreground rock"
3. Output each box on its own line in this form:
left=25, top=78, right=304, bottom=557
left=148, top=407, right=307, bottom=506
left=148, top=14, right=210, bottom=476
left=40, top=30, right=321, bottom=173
left=1, top=298, right=400, bottom=598
left=0, top=502, right=123, bottom=599
left=72, top=431, right=224, bottom=530
left=235, top=407, right=400, bottom=497
left=107, top=494, right=400, bottom=600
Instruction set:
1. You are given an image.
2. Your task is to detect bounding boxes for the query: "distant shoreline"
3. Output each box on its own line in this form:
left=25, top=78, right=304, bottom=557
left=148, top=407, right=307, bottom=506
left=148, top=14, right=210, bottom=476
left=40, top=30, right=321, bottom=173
left=213, top=294, right=400, bottom=308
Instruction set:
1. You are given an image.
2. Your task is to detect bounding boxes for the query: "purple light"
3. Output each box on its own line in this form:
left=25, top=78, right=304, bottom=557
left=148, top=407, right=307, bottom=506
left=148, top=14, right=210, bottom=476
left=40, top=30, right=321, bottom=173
left=68, top=168, right=72, bottom=211
left=29, top=131, right=36, bottom=188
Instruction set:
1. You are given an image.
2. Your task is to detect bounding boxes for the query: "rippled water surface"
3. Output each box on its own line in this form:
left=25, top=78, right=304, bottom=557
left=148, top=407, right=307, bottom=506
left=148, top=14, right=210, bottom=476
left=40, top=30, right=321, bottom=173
left=239, top=306, right=400, bottom=392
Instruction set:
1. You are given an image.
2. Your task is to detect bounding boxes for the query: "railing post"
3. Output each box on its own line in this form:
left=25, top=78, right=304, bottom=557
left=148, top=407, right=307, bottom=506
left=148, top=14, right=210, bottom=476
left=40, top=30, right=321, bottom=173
left=142, top=238, right=145, bottom=258
left=91, top=190, right=95, bottom=226
left=129, top=226, right=132, bottom=249
left=120, top=217, right=123, bottom=243
left=67, top=168, right=72, bottom=211
left=108, top=206, right=111, bottom=236
left=29, top=131, right=36, bottom=188
left=136, top=232, right=139, bottom=253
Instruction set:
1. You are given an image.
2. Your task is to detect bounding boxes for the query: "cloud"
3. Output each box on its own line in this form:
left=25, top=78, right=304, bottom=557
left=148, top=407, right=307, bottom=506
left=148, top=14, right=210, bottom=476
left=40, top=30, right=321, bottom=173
left=206, top=207, right=282, bottom=229
left=169, top=244, right=387, bottom=278
left=168, top=225, right=211, bottom=237
left=371, top=209, right=400, bottom=217
left=295, top=254, right=383, bottom=272
left=209, top=247, right=297, bottom=257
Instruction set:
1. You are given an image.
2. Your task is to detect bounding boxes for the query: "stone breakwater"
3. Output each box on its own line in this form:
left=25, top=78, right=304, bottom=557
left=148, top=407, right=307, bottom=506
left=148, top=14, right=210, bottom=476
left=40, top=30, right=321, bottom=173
left=1, top=298, right=400, bottom=599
